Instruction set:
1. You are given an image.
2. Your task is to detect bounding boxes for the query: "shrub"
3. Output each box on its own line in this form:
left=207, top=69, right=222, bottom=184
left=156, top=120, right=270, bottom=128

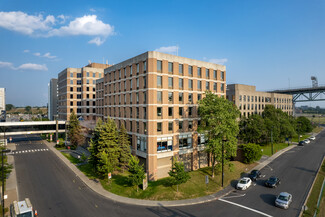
left=243, top=143, right=262, bottom=164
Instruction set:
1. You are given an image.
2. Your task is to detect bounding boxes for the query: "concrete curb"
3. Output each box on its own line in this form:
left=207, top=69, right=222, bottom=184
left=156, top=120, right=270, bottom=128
left=43, top=139, right=303, bottom=207
left=5, top=142, right=18, bottom=208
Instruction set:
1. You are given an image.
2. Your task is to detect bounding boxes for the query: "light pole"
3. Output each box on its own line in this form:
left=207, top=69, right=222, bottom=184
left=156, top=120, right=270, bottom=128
left=1, top=148, right=10, bottom=217
left=271, top=127, right=274, bottom=155
left=221, top=137, right=227, bottom=187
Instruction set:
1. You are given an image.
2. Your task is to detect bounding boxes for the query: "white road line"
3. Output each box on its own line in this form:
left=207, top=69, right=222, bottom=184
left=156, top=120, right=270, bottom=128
left=222, top=194, right=246, bottom=199
left=218, top=198, right=273, bottom=217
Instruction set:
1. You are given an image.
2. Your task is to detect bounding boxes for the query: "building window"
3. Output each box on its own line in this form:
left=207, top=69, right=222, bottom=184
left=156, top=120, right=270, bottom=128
left=197, top=80, right=201, bottom=90
left=189, top=120, right=193, bottom=129
left=179, top=107, right=183, bottom=116
left=87, top=72, right=89, bottom=77
left=136, top=63, right=139, bottom=75
left=221, top=71, right=224, bottom=80
left=70, top=80, right=73, bottom=85
left=157, top=76, right=162, bottom=87
left=206, top=81, right=209, bottom=90
left=130, top=65, right=133, bottom=75
left=188, top=79, right=193, bottom=89
left=206, top=69, right=209, bottom=78
left=168, top=62, right=173, bottom=73
left=143, top=76, right=147, bottom=88
left=86, top=87, right=89, bottom=91
left=94, top=72, right=97, bottom=78
left=136, top=108, right=139, bottom=118
left=70, top=87, right=73, bottom=92
left=143, top=107, right=147, bottom=119
left=130, top=93, right=132, bottom=104
left=136, top=78, right=139, bottom=89
left=157, top=60, right=162, bottom=72
left=168, top=122, right=173, bottom=131
left=124, top=68, right=126, bottom=77
left=136, top=93, right=139, bottom=103
left=77, top=80, right=82, bottom=85
left=157, top=137, right=172, bottom=152
left=188, top=93, right=193, bottom=103
left=179, top=135, right=192, bottom=149
left=168, top=107, right=173, bottom=116
left=213, top=70, right=217, bottom=79
left=143, top=61, right=147, bottom=72
left=168, top=77, right=173, bottom=88
left=188, top=107, right=193, bottom=116
left=198, top=94, right=202, bottom=101
left=179, top=92, right=183, bottom=102
left=157, top=122, right=162, bottom=132
left=157, top=107, right=162, bottom=117
left=179, top=78, right=183, bottom=89
left=78, top=94, right=82, bottom=99
left=137, top=136, right=147, bottom=151
left=70, top=101, right=73, bottom=106
left=168, top=92, right=173, bottom=103
left=144, top=122, right=147, bottom=134
left=130, top=79, right=133, bottom=90
left=198, top=134, right=205, bottom=146
left=70, top=73, right=73, bottom=77
left=77, top=73, right=82, bottom=78
left=197, top=67, right=201, bottom=77
left=188, top=66, right=193, bottom=76
left=179, top=64, right=183, bottom=75
left=179, top=121, right=183, bottom=130
left=157, top=91, right=162, bottom=103
left=213, top=83, right=217, bottom=91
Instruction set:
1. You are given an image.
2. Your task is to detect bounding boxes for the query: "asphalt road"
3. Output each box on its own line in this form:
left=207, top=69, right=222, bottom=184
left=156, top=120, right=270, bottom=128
left=11, top=131, right=325, bottom=217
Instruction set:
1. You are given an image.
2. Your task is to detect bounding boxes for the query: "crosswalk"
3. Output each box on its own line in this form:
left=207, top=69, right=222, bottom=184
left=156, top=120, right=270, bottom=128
left=9, top=149, right=49, bottom=155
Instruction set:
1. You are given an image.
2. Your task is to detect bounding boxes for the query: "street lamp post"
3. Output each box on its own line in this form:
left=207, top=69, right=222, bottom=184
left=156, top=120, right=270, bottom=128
left=1, top=148, right=10, bottom=217
left=271, top=127, right=274, bottom=155
left=221, top=137, right=227, bottom=187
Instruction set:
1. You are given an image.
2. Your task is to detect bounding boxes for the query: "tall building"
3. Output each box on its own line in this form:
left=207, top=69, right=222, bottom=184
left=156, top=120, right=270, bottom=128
left=48, top=78, right=58, bottom=120
left=97, top=51, right=226, bottom=180
left=226, top=84, right=293, bottom=117
left=58, top=63, right=110, bottom=121
left=0, top=88, right=5, bottom=122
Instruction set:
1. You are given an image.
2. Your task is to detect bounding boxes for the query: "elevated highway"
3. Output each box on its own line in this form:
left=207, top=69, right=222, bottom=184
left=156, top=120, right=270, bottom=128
left=270, top=85, right=325, bottom=102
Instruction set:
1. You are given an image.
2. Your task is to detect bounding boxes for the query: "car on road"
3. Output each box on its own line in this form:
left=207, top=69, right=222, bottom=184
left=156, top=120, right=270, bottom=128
left=298, top=141, right=306, bottom=146
left=248, top=170, right=261, bottom=182
left=309, top=136, right=316, bottom=141
left=275, top=192, right=292, bottom=209
left=303, top=139, right=310, bottom=144
left=236, top=177, right=252, bottom=190
left=265, top=176, right=281, bottom=188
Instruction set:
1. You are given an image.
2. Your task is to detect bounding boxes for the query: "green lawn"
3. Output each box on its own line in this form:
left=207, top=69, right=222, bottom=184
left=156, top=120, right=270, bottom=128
left=260, top=143, right=290, bottom=156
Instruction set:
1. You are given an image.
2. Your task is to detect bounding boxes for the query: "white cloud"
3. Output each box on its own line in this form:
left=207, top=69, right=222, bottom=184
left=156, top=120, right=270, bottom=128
left=0, top=11, right=55, bottom=35
left=43, top=52, right=56, bottom=59
left=23, top=49, right=30, bottom=53
left=155, top=46, right=179, bottom=54
left=88, top=37, right=105, bottom=46
left=0, top=61, right=47, bottom=71
left=33, top=52, right=41, bottom=56
left=17, top=63, right=48, bottom=71
left=0, top=11, right=114, bottom=45
left=209, top=58, right=228, bottom=65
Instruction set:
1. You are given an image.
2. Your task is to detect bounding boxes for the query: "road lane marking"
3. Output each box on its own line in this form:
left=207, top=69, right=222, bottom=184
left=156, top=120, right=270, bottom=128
left=222, top=193, right=246, bottom=199
left=218, top=198, right=273, bottom=217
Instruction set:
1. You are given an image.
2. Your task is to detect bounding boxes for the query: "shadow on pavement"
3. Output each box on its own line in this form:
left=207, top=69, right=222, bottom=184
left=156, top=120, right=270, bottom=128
left=147, top=205, right=196, bottom=217
left=260, top=194, right=276, bottom=206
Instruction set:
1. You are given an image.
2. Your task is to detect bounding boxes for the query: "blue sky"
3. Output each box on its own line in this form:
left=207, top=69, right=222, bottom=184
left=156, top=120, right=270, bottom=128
left=0, top=0, right=325, bottom=107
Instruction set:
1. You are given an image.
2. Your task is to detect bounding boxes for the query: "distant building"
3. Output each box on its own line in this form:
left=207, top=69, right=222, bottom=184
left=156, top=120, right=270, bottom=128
left=0, top=88, right=5, bottom=112
left=96, top=51, right=226, bottom=180
left=58, top=63, right=110, bottom=121
left=226, top=84, right=293, bottom=117
left=48, top=78, right=58, bottom=121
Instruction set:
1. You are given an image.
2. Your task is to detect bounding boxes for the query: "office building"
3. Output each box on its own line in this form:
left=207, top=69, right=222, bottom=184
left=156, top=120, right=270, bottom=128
left=97, top=51, right=226, bottom=180
left=48, top=78, right=58, bottom=120
left=58, top=63, right=110, bottom=121
left=0, top=88, right=5, bottom=122
left=226, top=84, right=293, bottom=117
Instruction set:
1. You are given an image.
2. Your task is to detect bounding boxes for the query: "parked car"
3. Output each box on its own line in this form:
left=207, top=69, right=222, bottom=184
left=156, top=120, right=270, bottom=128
left=303, top=139, right=310, bottom=144
left=236, top=177, right=252, bottom=190
left=309, top=136, right=316, bottom=141
left=275, top=192, right=292, bottom=209
left=248, top=170, right=261, bottom=181
left=298, top=141, right=305, bottom=146
left=265, top=176, right=281, bottom=188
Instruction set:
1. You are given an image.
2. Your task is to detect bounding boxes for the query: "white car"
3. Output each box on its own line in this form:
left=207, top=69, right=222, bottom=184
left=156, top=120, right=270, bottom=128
left=275, top=192, right=292, bottom=209
left=236, top=177, right=252, bottom=190
left=309, top=136, right=316, bottom=141
left=303, top=139, right=310, bottom=144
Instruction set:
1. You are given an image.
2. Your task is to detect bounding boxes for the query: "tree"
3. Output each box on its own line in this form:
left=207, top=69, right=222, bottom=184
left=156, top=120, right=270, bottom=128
left=296, top=116, right=313, bottom=134
left=168, top=158, right=190, bottom=192
left=239, top=115, right=267, bottom=144
left=242, top=143, right=262, bottom=164
left=96, top=117, right=120, bottom=177
left=118, top=124, right=131, bottom=171
left=5, top=104, right=14, bottom=111
left=25, top=106, right=32, bottom=114
left=198, top=91, right=240, bottom=178
left=68, top=111, right=84, bottom=148
left=0, top=147, right=13, bottom=186
left=88, top=118, right=103, bottom=170
left=128, top=155, right=145, bottom=192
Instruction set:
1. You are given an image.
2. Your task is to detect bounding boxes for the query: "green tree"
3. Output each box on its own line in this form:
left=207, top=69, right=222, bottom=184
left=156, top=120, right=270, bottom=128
left=25, top=106, right=32, bottom=114
left=96, top=117, right=120, bottom=177
left=68, top=111, right=84, bottom=148
left=128, top=155, right=146, bottom=192
left=118, top=124, right=131, bottom=171
left=0, top=147, right=13, bottom=186
left=5, top=104, right=14, bottom=111
left=239, top=115, right=267, bottom=144
left=198, top=91, right=240, bottom=178
left=88, top=118, right=103, bottom=170
left=296, top=116, right=313, bottom=134
left=242, top=143, right=263, bottom=164
left=168, top=158, right=190, bottom=192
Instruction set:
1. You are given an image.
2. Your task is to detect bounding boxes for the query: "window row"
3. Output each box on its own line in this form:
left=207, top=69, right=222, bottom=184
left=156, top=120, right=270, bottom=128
left=70, top=87, right=96, bottom=92
left=107, top=92, right=147, bottom=105
left=108, top=61, right=147, bottom=82
left=239, top=95, right=291, bottom=103
left=239, top=104, right=292, bottom=111
left=106, top=76, right=147, bottom=94
left=70, top=79, right=97, bottom=85
left=70, top=72, right=102, bottom=78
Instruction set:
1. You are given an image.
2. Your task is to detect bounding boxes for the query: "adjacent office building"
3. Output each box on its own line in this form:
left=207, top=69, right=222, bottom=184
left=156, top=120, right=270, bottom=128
left=97, top=51, right=226, bottom=180
left=58, top=63, right=110, bottom=121
left=0, top=88, right=5, bottom=122
left=48, top=78, right=58, bottom=120
left=226, top=84, right=293, bottom=117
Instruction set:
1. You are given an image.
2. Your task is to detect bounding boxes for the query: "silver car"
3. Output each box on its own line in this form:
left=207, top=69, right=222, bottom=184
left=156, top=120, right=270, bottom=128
left=275, top=192, right=292, bottom=209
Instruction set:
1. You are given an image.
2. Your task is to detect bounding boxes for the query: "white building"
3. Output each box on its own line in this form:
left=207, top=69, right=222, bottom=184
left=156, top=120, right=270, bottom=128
left=0, top=88, right=5, bottom=111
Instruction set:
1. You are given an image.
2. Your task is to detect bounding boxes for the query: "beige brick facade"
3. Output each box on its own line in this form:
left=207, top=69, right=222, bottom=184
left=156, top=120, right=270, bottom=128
left=97, top=51, right=226, bottom=180
left=226, top=84, right=293, bottom=117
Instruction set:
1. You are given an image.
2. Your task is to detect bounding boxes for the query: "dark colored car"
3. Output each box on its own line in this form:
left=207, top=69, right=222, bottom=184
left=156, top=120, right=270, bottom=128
left=265, top=176, right=281, bottom=188
left=298, top=141, right=305, bottom=146
left=248, top=170, right=261, bottom=181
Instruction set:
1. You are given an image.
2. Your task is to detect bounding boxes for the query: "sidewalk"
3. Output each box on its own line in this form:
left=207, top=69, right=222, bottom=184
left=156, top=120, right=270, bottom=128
left=43, top=140, right=301, bottom=207
left=4, top=142, right=18, bottom=209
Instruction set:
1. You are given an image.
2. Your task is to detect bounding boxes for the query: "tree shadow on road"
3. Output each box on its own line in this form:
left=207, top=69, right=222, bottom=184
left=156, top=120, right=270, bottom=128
left=260, top=193, right=276, bottom=206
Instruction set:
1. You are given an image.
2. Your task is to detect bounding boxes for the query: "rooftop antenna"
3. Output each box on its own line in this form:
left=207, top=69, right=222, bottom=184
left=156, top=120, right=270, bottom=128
left=311, top=76, right=318, bottom=87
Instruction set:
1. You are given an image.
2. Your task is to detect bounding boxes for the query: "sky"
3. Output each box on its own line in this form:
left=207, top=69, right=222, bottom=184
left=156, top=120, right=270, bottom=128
left=0, top=0, right=325, bottom=107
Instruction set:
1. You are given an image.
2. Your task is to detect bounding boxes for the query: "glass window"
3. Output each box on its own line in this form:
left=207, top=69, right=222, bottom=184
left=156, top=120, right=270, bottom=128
left=136, top=63, right=139, bottom=74
left=124, top=68, right=126, bottom=77
left=179, top=93, right=183, bottom=102
left=206, top=69, right=209, bottom=78
left=157, top=122, right=162, bottom=132
left=130, top=93, right=132, bottom=104
left=87, top=79, right=89, bottom=84
left=206, top=81, right=209, bottom=90
left=168, top=77, right=173, bottom=88
left=136, top=78, right=139, bottom=88
left=189, top=120, right=193, bottom=129
left=168, top=107, right=173, bottom=116
left=189, top=107, right=193, bottom=116
left=143, top=92, right=146, bottom=103
left=157, top=91, right=162, bottom=103
left=77, top=73, right=82, bottom=78
left=179, top=64, right=183, bottom=74
left=130, top=65, right=133, bottom=75
left=179, top=78, right=183, bottom=89
left=179, top=107, right=183, bottom=116
left=197, top=80, right=201, bottom=90
left=179, top=135, right=192, bottom=149
left=157, top=60, right=162, bottom=72
left=168, top=122, right=173, bottom=131
left=70, top=73, right=73, bottom=77
left=179, top=121, right=183, bottom=130
left=168, top=62, right=173, bottom=73
left=70, top=80, right=73, bottom=84
left=213, top=83, right=217, bottom=91
left=157, top=76, right=162, bottom=87
left=130, top=79, right=133, bottom=90
left=143, top=107, right=147, bottom=118
left=87, top=72, right=89, bottom=77
left=198, top=94, right=202, bottom=101
left=157, top=137, right=172, bottom=152
left=197, top=67, right=201, bottom=77
left=77, top=80, right=81, bottom=85
left=188, top=66, right=193, bottom=76
left=188, top=79, right=193, bottom=89
left=143, top=61, right=147, bottom=72
left=157, top=107, right=162, bottom=117
left=143, top=76, right=147, bottom=88
left=94, top=72, right=97, bottom=78
left=221, top=71, right=224, bottom=80
left=168, top=92, right=173, bottom=102
left=213, top=70, right=217, bottom=79
left=188, top=93, right=193, bottom=102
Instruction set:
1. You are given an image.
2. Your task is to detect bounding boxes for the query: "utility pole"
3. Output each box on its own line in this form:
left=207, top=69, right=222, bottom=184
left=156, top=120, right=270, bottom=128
left=221, top=137, right=227, bottom=187
left=271, top=127, right=274, bottom=155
